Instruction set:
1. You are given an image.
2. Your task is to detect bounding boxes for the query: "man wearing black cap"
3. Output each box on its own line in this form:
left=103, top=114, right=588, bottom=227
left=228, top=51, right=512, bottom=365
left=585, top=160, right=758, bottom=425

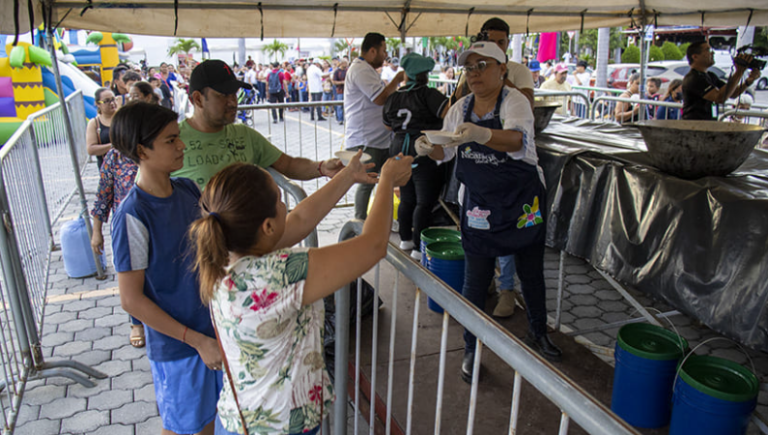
left=173, top=59, right=344, bottom=190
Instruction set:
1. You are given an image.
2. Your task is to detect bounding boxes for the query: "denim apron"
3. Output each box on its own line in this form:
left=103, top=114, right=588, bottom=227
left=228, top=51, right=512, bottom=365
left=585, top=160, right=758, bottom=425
left=455, top=91, right=546, bottom=257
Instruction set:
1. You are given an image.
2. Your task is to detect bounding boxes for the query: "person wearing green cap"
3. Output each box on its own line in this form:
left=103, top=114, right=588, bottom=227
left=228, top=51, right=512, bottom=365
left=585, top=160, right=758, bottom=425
left=382, top=53, right=449, bottom=261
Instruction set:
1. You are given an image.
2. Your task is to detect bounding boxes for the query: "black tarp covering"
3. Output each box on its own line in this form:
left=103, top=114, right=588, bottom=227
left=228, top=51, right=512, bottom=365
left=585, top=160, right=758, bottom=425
left=537, top=118, right=768, bottom=351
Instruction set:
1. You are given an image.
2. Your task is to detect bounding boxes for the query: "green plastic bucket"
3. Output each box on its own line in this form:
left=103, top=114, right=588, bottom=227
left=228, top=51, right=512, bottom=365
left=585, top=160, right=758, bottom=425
left=424, top=241, right=464, bottom=314
left=670, top=355, right=758, bottom=435
left=611, top=323, right=688, bottom=428
left=420, top=228, right=461, bottom=267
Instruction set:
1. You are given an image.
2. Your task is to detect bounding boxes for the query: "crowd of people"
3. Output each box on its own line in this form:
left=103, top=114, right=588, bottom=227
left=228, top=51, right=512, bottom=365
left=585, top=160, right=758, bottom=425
left=83, top=18, right=767, bottom=435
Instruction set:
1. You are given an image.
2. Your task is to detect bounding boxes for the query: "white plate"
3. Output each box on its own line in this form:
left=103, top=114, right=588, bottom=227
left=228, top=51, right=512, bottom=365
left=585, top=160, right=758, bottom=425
left=335, top=150, right=372, bottom=166
left=423, top=130, right=460, bottom=145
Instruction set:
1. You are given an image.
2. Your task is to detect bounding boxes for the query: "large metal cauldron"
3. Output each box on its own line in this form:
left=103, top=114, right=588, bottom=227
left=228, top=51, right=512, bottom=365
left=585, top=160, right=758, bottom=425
left=533, top=101, right=562, bottom=134
left=632, top=120, right=765, bottom=179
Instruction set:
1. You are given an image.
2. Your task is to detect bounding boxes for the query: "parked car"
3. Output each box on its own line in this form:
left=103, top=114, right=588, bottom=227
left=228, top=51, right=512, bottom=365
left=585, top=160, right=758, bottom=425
left=647, top=61, right=756, bottom=98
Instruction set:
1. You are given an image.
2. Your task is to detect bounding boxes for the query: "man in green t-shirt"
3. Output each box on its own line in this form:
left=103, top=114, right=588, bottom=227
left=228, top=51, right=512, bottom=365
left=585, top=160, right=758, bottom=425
left=174, top=60, right=344, bottom=190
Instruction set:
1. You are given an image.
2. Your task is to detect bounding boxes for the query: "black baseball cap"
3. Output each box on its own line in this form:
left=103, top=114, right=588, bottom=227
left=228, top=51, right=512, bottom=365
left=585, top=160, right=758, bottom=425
left=189, top=60, right=252, bottom=95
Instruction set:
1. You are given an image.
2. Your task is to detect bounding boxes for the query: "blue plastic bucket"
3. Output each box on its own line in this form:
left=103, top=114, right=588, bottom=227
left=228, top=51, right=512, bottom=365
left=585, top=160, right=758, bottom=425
left=61, top=217, right=106, bottom=279
left=669, top=355, right=758, bottom=435
left=425, top=241, right=464, bottom=314
left=611, top=323, right=687, bottom=428
left=420, top=228, right=461, bottom=268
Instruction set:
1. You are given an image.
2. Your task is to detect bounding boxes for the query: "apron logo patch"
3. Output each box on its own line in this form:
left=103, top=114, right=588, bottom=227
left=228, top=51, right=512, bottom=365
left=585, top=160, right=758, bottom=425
left=466, top=207, right=491, bottom=230
left=517, top=196, right=543, bottom=229
left=461, top=146, right=507, bottom=166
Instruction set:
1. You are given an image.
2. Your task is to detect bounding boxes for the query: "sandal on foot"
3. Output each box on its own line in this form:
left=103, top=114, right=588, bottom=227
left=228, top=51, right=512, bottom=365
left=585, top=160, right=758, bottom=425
left=130, top=324, right=146, bottom=348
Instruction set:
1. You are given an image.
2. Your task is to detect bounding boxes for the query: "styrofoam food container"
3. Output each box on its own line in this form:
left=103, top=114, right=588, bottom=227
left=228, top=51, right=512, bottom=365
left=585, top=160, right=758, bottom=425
left=335, top=150, right=372, bottom=166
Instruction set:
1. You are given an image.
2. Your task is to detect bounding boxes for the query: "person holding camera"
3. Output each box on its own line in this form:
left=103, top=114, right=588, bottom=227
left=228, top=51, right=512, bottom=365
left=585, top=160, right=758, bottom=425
left=682, top=41, right=761, bottom=121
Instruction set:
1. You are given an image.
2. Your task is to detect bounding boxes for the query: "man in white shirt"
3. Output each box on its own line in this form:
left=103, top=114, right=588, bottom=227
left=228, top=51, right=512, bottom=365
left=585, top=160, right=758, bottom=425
left=306, top=59, right=328, bottom=121
left=450, top=17, right=535, bottom=110
left=380, top=57, right=401, bottom=85
left=568, top=60, right=591, bottom=87
left=344, top=32, right=405, bottom=219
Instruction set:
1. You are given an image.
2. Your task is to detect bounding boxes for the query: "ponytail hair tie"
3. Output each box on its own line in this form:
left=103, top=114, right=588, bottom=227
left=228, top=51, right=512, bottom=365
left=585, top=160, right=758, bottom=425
left=209, top=212, right=221, bottom=223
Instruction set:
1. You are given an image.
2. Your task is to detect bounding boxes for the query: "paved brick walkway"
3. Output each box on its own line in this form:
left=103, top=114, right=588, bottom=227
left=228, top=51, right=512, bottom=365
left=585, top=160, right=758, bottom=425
left=11, top=111, right=768, bottom=434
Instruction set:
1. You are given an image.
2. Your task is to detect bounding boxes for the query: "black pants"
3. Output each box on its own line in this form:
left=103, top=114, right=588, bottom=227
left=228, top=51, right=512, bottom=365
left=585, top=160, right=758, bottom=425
left=269, top=90, right=285, bottom=121
left=462, top=242, right=548, bottom=352
left=310, top=92, right=324, bottom=119
left=398, top=158, right=445, bottom=251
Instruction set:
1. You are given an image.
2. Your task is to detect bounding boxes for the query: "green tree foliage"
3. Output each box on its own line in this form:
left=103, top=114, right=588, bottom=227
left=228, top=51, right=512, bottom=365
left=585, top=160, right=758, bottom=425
left=386, top=38, right=402, bottom=56
left=649, top=45, right=665, bottom=62
left=679, top=42, right=691, bottom=59
left=621, top=44, right=640, bottom=63
left=333, top=40, right=359, bottom=58
left=661, top=41, right=683, bottom=61
left=262, top=40, right=289, bottom=62
left=167, top=38, right=201, bottom=57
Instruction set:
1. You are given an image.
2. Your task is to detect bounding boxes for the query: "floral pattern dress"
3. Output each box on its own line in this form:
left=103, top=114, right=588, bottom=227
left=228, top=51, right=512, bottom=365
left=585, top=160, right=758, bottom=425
left=91, top=149, right=138, bottom=223
left=212, top=248, right=334, bottom=435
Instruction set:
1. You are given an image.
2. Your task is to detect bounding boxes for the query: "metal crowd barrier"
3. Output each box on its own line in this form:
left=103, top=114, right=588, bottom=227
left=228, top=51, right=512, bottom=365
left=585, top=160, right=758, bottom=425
left=718, top=109, right=768, bottom=125
left=589, top=95, right=683, bottom=124
left=534, top=90, right=592, bottom=119
left=237, top=101, right=352, bottom=207
left=0, top=94, right=107, bottom=435
left=333, top=221, right=640, bottom=435
left=27, top=91, right=90, bottom=229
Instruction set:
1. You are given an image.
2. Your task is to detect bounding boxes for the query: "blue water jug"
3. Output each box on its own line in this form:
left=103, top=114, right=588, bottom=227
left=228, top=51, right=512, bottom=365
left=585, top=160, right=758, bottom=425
left=60, top=217, right=106, bottom=278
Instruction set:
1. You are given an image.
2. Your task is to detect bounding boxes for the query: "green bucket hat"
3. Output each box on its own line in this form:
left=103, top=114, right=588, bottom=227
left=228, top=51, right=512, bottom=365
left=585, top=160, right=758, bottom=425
left=401, top=53, right=435, bottom=79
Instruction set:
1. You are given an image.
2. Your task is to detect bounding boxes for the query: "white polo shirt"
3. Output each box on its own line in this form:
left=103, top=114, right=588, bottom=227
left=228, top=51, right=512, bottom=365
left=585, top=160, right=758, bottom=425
left=307, top=64, right=324, bottom=93
left=343, top=58, right=389, bottom=150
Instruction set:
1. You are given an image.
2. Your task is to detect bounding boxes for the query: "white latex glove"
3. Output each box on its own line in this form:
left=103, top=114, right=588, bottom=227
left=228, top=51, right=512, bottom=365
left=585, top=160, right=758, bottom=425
left=414, top=136, right=434, bottom=156
left=453, top=122, right=493, bottom=145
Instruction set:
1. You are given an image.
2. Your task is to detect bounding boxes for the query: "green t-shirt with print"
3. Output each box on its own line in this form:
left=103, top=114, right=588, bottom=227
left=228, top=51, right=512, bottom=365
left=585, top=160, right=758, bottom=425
left=174, top=120, right=283, bottom=190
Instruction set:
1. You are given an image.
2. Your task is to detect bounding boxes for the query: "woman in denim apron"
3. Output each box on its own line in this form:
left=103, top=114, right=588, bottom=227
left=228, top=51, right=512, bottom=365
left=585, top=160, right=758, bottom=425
left=416, top=41, right=562, bottom=384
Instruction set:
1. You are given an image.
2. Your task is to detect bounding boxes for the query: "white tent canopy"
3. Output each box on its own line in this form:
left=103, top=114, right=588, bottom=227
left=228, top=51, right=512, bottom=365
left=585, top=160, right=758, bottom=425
left=2, top=0, right=768, bottom=38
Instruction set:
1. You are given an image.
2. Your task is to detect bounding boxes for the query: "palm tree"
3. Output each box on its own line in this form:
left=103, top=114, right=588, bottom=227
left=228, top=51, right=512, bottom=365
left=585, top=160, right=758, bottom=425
left=333, top=40, right=359, bottom=58
left=167, top=38, right=201, bottom=57
left=386, top=38, right=402, bottom=57
left=262, top=40, right=289, bottom=62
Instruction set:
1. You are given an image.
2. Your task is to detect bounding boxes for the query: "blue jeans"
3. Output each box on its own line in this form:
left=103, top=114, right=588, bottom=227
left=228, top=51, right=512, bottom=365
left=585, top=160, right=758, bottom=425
left=334, top=94, right=344, bottom=122
left=498, top=255, right=516, bottom=291
left=462, top=242, right=548, bottom=352
left=214, top=416, right=320, bottom=435
left=300, top=90, right=310, bottom=112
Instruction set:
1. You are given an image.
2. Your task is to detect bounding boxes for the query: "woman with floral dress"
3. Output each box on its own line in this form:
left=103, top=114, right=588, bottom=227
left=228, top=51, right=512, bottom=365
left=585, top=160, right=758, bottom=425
left=189, top=151, right=411, bottom=435
left=90, top=144, right=143, bottom=347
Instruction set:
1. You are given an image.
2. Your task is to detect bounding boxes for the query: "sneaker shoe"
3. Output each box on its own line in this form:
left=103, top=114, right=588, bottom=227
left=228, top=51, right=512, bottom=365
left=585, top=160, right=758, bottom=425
left=410, top=250, right=422, bottom=261
left=317, top=117, right=327, bottom=121
left=492, top=290, right=516, bottom=318
left=524, top=332, right=562, bottom=362
left=399, top=240, right=415, bottom=250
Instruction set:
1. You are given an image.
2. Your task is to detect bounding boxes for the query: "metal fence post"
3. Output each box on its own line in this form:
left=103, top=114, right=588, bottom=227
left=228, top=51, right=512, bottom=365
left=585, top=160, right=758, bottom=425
left=43, top=27, right=105, bottom=280
left=24, top=124, right=54, bottom=249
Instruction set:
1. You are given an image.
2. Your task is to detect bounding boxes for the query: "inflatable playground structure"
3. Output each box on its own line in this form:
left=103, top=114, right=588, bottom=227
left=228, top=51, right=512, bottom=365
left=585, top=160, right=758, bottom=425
left=0, top=30, right=133, bottom=144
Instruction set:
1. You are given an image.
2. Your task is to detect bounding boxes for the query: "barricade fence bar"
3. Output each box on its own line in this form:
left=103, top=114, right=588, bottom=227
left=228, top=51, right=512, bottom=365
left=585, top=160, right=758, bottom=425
left=718, top=109, right=768, bottom=125
left=28, top=90, right=89, bottom=228
left=0, top=122, right=35, bottom=435
left=237, top=101, right=353, bottom=207
left=534, top=90, right=592, bottom=119
left=0, top=90, right=109, bottom=434
left=333, top=221, right=640, bottom=435
left=589, top=95, right=683, bottom=123
left=0, top=121, right=54, bottom=335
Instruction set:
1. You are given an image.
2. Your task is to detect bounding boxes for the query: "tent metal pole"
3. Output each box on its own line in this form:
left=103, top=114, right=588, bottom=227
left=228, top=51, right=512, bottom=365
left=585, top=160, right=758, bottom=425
left=638, top=27, right=646, bottom=121
left=43, top=18, right=106, bottom=280
left=638, top=0, right=648, bottom=121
